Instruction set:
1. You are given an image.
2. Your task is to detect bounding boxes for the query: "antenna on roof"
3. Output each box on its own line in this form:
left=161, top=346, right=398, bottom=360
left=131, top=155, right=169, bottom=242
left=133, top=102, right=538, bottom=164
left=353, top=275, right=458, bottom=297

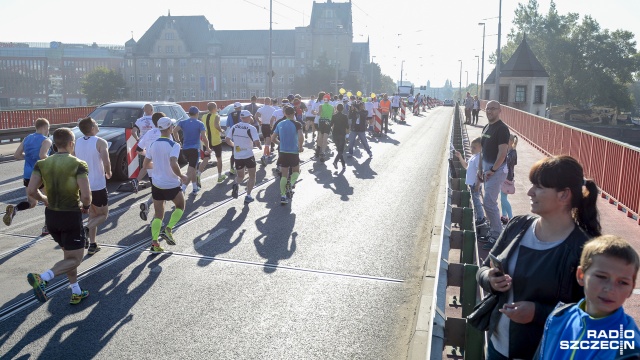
left=168, top=9, right=171, bottom=16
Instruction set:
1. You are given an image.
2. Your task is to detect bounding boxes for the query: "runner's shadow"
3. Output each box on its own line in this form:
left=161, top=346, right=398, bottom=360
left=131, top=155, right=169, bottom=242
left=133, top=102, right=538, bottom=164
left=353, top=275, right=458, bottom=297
left=253, top=205, right=297, bottom=273
left=351, top=158, right=377, bottom=180
left=192, top=206, right=249, bottom=265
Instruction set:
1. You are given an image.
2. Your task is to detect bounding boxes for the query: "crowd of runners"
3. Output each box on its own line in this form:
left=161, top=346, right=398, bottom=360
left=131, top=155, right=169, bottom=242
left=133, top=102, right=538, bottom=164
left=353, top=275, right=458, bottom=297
left=3, top=91, right=431, bottom=305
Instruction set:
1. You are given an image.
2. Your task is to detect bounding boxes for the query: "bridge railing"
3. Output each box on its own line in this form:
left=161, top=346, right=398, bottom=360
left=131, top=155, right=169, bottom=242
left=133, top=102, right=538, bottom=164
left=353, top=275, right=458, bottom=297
left=481, top=100, right=640, bottom=223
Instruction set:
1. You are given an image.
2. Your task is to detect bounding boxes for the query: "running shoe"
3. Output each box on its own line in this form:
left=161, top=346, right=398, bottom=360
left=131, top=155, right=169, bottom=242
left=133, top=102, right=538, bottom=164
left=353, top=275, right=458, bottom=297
left=232, top=183, right=239, bottom=199
left=196, top=174, right=202, bottom=188
left=87, top=243, right=101, bottom=255
left=474, top=217, right=488, bottom=226
left=130, top=179, right=139, bottom=194
left=41, top=225, right=49, bottom=237
left=3, top=204, right=16, bottom=226
left=261, top=156, right=267, bottom=166
left=27, top=273, right=48, bottom=303
left=139, top=202, right=149, bottom=221
left=217, top=174, right=227, bottom=183
left=332, top=161, right=338, bottom=169
left=244, top=195, right=254, bottom=204
left=191, top=185, right=199, bottom=196
left=280, top=196, right=289, bottom=204
left=229, top=168, right=237, bottom=176
left=70, top=290, right=89, bottom=305
left=163, top=227, right=176, bottom=245
left=150, top=243, right=165, bottom=253
left=83, top=226, right=90, bottom=249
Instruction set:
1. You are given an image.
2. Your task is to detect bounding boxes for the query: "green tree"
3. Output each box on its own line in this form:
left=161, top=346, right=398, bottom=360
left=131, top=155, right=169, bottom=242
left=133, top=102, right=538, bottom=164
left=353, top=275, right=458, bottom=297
left=81, top=67, right=127, bottom=105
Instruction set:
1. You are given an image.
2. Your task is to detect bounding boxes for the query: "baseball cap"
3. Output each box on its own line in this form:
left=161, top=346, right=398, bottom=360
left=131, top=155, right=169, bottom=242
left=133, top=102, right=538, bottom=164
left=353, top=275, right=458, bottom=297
left=342, top=98, right=348, bottom=102
left=287, top=94, right=295, bottom=101
left=188, top=106, right=199, bottom=115
left=240, top=110, right=252, bottom=117
left=323, top=94, right=331, bottom=101
left=234, top=102, right=242, bottom=108
left=157, top=117, right=176, bottom=130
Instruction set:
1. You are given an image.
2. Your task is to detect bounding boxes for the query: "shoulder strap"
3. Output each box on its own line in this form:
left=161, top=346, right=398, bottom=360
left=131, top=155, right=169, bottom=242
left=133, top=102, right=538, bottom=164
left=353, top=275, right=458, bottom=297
left=206, top=114, right=213, bottom=142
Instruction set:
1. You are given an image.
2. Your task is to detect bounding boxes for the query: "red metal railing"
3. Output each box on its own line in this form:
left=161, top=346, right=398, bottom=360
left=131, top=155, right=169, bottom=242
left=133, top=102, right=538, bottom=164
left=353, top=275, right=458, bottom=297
left=481, top=100, right=640, bottom=222
left=0, top=100, right=251, bottom=130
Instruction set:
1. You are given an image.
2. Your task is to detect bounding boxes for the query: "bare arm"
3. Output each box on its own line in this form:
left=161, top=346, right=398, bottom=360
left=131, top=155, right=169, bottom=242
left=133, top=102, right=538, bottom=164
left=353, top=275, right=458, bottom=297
left=254, top=140, right=262, bottom=150
left=170, top=156, right=188, bottom=184
left=14, top=140, right=25, bottom=160
left=200, top=130, right=210, bottom=152
left=492, top=144, right=509, bottom=171
left=172, top=125, right=181, bottom=143
left=27, top=173, right=45, bottom=204
left=214, top=115, right=222, bottom=133
left=132, top=126, right=140, bottom=141
left=455, top=151, right=468, bottom=169
left=143, top=157, right=153, bottom=170
left=77, top=176, right=92, bottom=209
left=97, top=138, right=112, bottom=179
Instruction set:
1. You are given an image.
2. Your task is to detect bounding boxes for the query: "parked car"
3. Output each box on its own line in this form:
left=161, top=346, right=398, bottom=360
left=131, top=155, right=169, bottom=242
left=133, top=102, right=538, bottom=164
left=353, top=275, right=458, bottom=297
left=443, top=99, right=455, bottom=107
left=74, top=101, right=189, bottom=180
left=199, top=102, right=264, bottom=139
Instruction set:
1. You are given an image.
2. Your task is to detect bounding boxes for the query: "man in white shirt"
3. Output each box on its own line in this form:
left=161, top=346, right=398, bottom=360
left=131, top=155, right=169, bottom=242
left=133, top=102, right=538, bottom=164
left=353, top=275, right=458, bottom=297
left=391, top=93, right=401, bottom=121
left=304, top=96, right=316, bottom=141
left=255, top=97, right=276, bottom=165
left=130, top=103, right=156, bottom=192
left=226, top=110, right=262, bottom=204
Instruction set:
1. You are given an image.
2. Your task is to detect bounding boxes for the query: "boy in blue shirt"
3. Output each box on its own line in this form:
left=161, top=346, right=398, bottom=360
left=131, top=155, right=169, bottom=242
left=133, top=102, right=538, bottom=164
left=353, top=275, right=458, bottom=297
left=535, top=235, right=640, bottom=359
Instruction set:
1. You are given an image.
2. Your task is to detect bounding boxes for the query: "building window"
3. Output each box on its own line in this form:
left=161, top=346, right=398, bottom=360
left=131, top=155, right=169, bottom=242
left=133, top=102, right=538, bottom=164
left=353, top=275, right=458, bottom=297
left=138, top=75, right=143, bottom=82
left=148, top=74, right=152, bottom=82
left=180, top=59, right=187, bottom=67
left=288, top=74, right=294, bottom=84
left=166, top=46, right=174, bottom=54
left=191, top=89, right=195, bottom=98
left=165, top=32, right=175, bottom=40
left=156, top=74, right=161, bottom=83
left=240, top=89, right=246, bottom=98
left=260, top=89, right=265, bottom=97
left=157, top=89, right=162, bottom=98
left=232, top=74, right=237, bottom=83
left=278, top=89, right=284, bottom=98
left=515, top=86, right=526, bottom=103
left=231, top=89, right=237, bottom=98
left=139, top=89, right=144, bottom=98
left=158, top=46, right=162, bottom=53
left=190, top=74, right=196, bottom=83
left=168, top=75, right=174, bottom=83
left=534, top=86, right=544, bottom=104
left=127, top=59, right=134, bottom=67
left=140, top=60, right=148, bottom=68
left=279, top=75, right=284, bottom=84
left=288, top=59, right=295, bottom=67
left=130, top=75, right=135, bottom=82
left=182, top=89, right=188, bottom=98
left=167, top=59, right=174, bottom=69
left=241, top=74, right=246, bottom=83
left=209, top=90, right=215, bottom=98
left=148, top=89, right=153, bottom=98
left=155, top=59, right=161, bottom=68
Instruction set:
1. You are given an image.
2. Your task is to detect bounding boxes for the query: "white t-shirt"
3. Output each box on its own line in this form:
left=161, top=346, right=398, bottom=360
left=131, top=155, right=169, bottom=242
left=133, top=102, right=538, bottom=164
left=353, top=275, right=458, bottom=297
left=313, top=101, right=323, bottom=124
left=135, top=114, right=155, bottom=137
left=138, top=128, right=173, bottom=178
left=391, top=95, right=401, bottom=107
left=465, top=153, right=480, bottom=186
left=365, top=102, right=375, bottom=117
left=305, top=99, right=316, bottom=117
left=271, top=108, right=285, bottom=123
left=256, top=105, right=276, bottom=125
left=75, top=136, right=107, bottom=191
left=145, top=137, right=182, bottom=189
left=408, top=95, right=415, bottom=103
left=226, top=122, right=259, bottom=160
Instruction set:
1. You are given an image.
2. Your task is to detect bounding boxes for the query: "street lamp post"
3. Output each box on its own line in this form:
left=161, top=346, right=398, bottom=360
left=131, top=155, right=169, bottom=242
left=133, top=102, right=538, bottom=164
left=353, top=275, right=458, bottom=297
left=465, top=71, right=468, bottom=90
left=268, top=0, right=273, bottom=98
left=458, top=60, right=462, bottom=103
left=478, top=22, right=485, bottom=100
left=370, top=55, right=376, bottom=94
left=475, top=55, right=480, bottom=95
left=400, top=60, right=405, bottom=89
left=495, top=0, right=503, bottom=102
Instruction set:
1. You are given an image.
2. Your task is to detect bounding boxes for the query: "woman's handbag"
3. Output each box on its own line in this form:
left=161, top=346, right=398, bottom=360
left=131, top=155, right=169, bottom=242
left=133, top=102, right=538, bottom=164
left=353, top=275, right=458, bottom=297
left=501, top=179, right=515, bottom=194
left=467, top=292, right=499, bottom=331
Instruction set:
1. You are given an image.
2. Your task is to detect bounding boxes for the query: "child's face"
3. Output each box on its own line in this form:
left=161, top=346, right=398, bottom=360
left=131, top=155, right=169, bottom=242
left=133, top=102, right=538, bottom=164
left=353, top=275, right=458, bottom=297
left=471, top=143, right=481, bottom=154
left=577, top=255, right=636, bottom=318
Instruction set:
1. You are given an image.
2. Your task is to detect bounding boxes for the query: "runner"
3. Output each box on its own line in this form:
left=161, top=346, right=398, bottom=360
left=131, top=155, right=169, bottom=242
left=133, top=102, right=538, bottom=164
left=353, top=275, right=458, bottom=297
left=225, top=102, right=243, bottom=176
left=255, top=97, right=276, bottom=165
left=4, top=118, right=52, bottom=237
left=26, top=127, right=91, bottom=304
left=346, top=101, right=373, bottom=158
left=200, top=102, right=227, bottom=184
left=75, top=117, right=112, bottom=255
left=226, top=110, right=262, bottom=204
left=271, top=106, right=304, bottom=204
left=391, top=93, right=401, bottom=121
left=304, top=95, right=316, bottom=141
left=173, top=106, right=210, bottom=195
left=330, top=103, right=350, bottom=169
left=143, top=117, right=189, bottom=253
left=316, top=93, right=334, bottom=162
left=130, top=103, right=156, bottom=192
left=365, top=96, right=376, bottom=133
left=137, top=111, right=168, bottom=221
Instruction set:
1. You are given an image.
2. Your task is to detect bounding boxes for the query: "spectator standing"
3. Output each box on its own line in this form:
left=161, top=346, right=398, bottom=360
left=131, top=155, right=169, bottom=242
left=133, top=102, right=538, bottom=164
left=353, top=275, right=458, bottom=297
left=472, top=95, right=481, bottom=125
left=500, top=135, right=518, bottom=224
left=455, top=137, right=486, bottom=225
left=464, top=92, right=473, bottom=124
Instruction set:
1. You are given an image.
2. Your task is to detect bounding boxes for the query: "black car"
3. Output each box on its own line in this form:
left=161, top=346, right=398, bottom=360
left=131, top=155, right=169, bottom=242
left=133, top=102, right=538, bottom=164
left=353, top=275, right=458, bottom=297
left=76, top=101, right=188, bottom=180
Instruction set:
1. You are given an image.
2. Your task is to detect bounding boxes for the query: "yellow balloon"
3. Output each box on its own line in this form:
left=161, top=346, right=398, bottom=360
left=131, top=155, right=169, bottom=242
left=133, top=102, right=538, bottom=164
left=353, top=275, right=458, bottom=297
left=346, top=91, right=352, bottom=97
left=356, top=91, right=362, bottom=97
left=339, top=88, right=346, bottom=94
left=371, top=93, right=376, bottom=98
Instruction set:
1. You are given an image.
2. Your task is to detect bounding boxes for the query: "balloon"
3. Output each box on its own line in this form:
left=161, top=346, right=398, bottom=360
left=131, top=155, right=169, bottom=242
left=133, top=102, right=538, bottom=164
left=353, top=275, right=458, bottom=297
left=339, top=88, right=346, bottom=94
left=371, top=93, right=376, bottom=98
left=346, top=91, right=352, bottom=97
left=356, top=91, right=362, bottom=97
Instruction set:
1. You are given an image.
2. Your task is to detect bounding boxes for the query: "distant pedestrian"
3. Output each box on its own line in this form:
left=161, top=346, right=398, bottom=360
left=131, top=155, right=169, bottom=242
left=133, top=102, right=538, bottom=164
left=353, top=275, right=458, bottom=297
left=464, top=92, right=473, bottom=124
left=330, top=103, right=350, bottom=169
left=26, top=128, right=92, bottom=304
left=472, top=95, right=480, bottom=125
left=500, top=135, right=518, bottom=224
left=479, top=100, right=510, bottom=247
left=4, top=118, right=52, bottom=237
left=76, top=117, right=112, bottom=255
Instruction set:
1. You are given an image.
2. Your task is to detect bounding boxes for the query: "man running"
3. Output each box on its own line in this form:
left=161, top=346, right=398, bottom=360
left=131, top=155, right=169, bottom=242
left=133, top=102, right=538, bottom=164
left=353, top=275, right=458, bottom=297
left=346, top=101, right=373, bottom=158
left=137, top=111, right=168, bottom=221
left=75, top=117, right=112, bottom=255
left=26, top=128, right=91, bottom=305
left=255, top=97, right=276, bottom=165
left=131, top=103, right=155, bottom=192
left=4, top=118, right=52, bottom=237
left=316, top=93, right=334, bottom=162
left=144, top=117, right=189, bottom=253
left=226, top=110, right=262, bottom=204
left=200, top=102, right=227, bottom=184
left=225, top=102, right=243, bottom=175
left=304, top=95, right=316, bottom=142
left=173, top=106, right=210, bottom=195
left=330, top=103, right=349, bottom=169
left=271, top=106, right=303, bottom=204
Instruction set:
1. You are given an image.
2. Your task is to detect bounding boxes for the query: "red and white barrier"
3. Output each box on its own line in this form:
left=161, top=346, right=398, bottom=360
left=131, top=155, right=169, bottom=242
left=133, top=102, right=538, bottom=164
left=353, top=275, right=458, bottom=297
left=400, top=100, right=406, bottom=122
left=125, top=128, right=141, bottom=179
left=373, top=108, right=383, bottom=136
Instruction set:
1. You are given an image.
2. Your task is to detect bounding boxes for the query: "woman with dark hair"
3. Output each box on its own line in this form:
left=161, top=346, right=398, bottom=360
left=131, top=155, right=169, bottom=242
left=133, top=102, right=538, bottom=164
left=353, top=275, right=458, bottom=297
left=477, top=155, right=601, bottom=360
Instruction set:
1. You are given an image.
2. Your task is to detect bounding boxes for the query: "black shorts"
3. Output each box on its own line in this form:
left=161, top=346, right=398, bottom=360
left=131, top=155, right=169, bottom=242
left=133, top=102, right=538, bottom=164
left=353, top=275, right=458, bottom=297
left=392, top=106, right=399, bottom=111
left=206, top=143, right=222, bottom=158
left=183, top=148, right=199, bottom=168
left=261, top=124, right=272, bottom=138
left=235, top=156, right=256, bottom=170
left=277, top=153, right=300, bottom=168
left=45, top=208, right=85, bottom=251
left=319, top=118, right=331, bottom=134
left=23, top=178, right=45, bottom=190
left=151, top=185, right=181, bottom=201
left=305, top=117, right=315, bottom=122
left=91, top=188, right=109, bottom=207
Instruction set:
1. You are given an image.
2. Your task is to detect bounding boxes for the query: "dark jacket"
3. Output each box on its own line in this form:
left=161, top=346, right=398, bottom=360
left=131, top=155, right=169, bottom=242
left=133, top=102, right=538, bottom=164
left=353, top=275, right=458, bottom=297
left=505, top=148, right=517, bottom=181
left=477, top=215, right=590, bottom=359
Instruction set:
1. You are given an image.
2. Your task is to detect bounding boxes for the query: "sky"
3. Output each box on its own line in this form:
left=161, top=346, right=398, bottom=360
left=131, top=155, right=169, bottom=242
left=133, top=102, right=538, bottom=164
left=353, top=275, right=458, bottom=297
left=1, top=0, right=639, bottom=90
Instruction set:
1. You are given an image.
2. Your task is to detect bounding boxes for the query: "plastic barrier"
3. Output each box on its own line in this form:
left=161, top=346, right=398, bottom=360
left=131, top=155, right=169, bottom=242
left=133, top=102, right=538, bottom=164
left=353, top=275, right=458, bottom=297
left=373, top=108, right=383, bottom=136
left=400, top=100, right=406, bottom=122
left=125, top=128, right=141, bottom=179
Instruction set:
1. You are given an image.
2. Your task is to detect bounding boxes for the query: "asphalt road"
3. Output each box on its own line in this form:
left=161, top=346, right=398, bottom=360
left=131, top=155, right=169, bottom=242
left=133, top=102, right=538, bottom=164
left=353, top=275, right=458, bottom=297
left=0, top=106, right=453, bottom=359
